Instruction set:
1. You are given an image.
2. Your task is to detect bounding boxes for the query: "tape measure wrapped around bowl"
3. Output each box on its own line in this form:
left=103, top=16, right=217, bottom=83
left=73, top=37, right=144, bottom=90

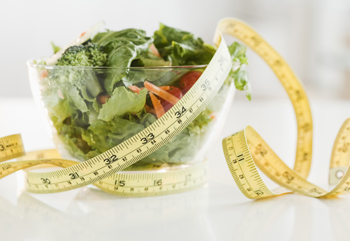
left=1, top=18, right=350, bottom=199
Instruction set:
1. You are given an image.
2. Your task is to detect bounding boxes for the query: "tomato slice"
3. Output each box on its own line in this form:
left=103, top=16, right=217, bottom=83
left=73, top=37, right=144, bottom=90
left=159, top=86, right=183, bottom=112
left=179, top=71, right=202, bottom=94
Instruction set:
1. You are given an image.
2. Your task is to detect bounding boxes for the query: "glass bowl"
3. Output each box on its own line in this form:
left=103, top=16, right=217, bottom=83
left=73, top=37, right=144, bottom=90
left=27, top=62, right=235, bottom=173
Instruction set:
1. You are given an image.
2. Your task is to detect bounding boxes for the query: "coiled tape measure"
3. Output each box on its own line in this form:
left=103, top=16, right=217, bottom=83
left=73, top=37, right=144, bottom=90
left=1, top=18, right=349, bottom=199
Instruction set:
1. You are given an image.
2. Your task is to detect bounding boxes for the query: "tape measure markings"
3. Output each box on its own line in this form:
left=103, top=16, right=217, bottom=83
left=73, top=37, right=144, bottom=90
left=0, top=134, right=24, bottom=162
left=220, top=19, right=314, bottom=179
left=0, top=152, right=207, bottom=197
left=224, top=120, right=350, bottom=198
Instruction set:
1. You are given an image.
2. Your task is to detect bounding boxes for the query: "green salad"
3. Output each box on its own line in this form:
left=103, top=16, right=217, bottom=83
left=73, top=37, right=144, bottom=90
left=36, top=23, right=250, bottom=170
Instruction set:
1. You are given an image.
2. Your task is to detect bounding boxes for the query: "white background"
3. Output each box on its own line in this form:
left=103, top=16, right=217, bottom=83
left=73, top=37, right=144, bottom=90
left=0, top=0, right=350, bottom=100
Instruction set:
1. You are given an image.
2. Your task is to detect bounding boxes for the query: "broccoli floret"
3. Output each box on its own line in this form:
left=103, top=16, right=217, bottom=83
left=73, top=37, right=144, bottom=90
left=57, top=43, right=107, bottom=67
left=48, top=43, right=107, bottom=103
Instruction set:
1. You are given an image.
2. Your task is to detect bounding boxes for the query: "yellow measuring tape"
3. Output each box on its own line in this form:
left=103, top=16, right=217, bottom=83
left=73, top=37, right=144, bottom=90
left=1, top=18, right=349, bottom=199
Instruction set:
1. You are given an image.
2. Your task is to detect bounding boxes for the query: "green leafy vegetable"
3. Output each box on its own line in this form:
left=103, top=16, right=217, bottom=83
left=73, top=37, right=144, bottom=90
left=98, top=87, right=148, bottom=121
left=51, top=99, right=72, bottom=123
left=51, top=42, right=61, bottom=54
left=228, top=42, right=248, bottom=65
left=153, top=23, right=216, bottom=66
left=230, top=68, right=251, bottom=100
left=82, top=117, right=146, bottom=155
left=58, top=124, right=92, bottom=160
left=92, top=29, right=153, bottom=94
left=63, top=83, right=89, bottom=112
left=227, top=42, right=251, bottom=100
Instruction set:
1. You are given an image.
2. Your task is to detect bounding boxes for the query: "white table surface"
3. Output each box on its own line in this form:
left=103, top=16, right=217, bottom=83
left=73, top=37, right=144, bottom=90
left=0, top=97, right=350, bottom=241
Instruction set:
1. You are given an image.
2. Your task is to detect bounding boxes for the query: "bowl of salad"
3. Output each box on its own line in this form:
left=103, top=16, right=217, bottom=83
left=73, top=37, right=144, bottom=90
left=27, top=22, right=250, bottom=171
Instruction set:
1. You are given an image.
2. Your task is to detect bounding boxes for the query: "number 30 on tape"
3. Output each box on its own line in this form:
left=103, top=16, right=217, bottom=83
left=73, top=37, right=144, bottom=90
left=0, top=18, right=350, bottom=199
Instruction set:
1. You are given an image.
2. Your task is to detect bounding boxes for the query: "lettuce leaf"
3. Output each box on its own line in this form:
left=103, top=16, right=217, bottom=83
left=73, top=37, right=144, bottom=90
left=230, top=68, right=251, bottom=100
left=55, top=123, right=92, bottom=160
left=227, top=42, right=251, bottom=100
left=63, top=84, right=89, bottom=112
left=98, top=87, right=148, bottom=121
left=228, top=42, right=248, bottom=65
left=92, top=29, right=153, bottom=94
left=52, top=99, right=73, bottom=123
left=82, top=117, right=146, bottom=155
left=48, top=67, right=103, bottom=102
left=153, top=23, right=216, bottom=66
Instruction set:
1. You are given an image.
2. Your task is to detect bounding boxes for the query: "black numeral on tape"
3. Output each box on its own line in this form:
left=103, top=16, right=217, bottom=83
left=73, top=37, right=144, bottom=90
left=104, top=154, right=118, bottom=165
left=69, top=172, right=79, bottom=179
left=141, top=133, right=155, bottom=144
left=175, top=106, right=187, bottom=118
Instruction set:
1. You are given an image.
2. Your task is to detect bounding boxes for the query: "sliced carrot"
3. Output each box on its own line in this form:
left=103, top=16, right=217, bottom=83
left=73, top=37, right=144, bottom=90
left=128, top=85, right=141, bottom=94
left=144, top=81, right=179, bottom=105
left=145, top=104, right=156, bottom=116
left=159, top=86, right=170, bottom=91
left=149, top=43, right=161, bottom=58
left=39, top=69, right=48, bottom=80
left=149, top=93, right=165, bottom=119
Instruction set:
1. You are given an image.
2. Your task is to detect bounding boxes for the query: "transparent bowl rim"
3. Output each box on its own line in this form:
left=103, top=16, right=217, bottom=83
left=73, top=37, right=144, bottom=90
left=26, top=60, right=208, bottom=70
